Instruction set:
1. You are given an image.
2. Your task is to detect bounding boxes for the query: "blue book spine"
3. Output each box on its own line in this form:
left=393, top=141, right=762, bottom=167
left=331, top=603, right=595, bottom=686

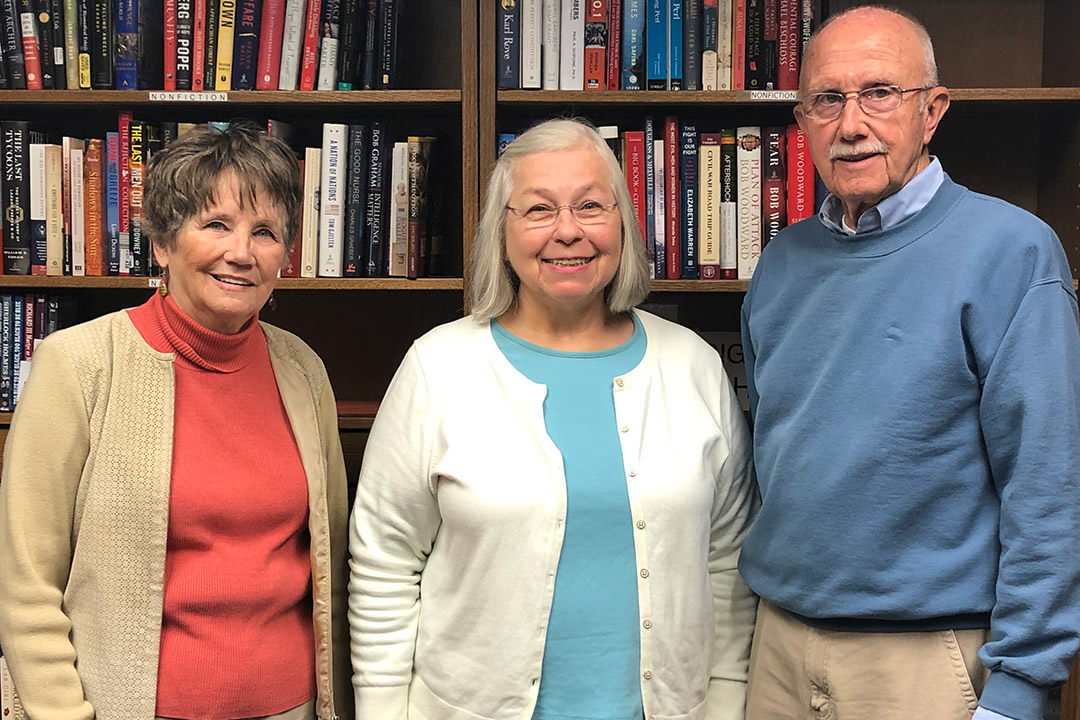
left=682, top=0, right=699, bottom=90
left=364, top=121, right=385, bottom=277
left=643, top=116, right=657, bottom=277
left=646, top=0, right=665, bottom=89
left=105, top=132, right=121, bottom=275
left=497, top=0, right=519, bottom=89
left=11, top=294, right=22, bottom=406
left=680, top=120, right=697, bottom=278
left=621, top=0, right=644, bottom=89
left=669, top=0, right=683, bottom=89
left=114, top=0, right=137, bottom=88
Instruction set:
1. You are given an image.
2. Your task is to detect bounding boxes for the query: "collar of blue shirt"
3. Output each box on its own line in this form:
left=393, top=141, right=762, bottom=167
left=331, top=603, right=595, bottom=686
left=819, top=156, right=945, bottom=235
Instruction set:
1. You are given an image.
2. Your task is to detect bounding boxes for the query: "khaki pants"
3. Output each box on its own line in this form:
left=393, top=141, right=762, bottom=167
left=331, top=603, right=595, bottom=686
left=156, top=698, right=315, bottom=720
left=747, top=600, right=990, bottom=720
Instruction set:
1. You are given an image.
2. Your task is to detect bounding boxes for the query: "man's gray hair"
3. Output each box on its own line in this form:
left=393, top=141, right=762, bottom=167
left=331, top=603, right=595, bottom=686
left=469, top=117, right=651, bottom=320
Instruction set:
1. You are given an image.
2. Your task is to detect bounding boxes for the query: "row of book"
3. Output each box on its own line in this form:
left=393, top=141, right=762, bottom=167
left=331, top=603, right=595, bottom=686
left=0, top=117, right=447, bottom=279
left=501, top=119, right=817, bottom=280
left=0, top=294, right=77, bottom=411
left=0, top=0, right=401, bottom=90
left=498, top=0, right=825, bottom=92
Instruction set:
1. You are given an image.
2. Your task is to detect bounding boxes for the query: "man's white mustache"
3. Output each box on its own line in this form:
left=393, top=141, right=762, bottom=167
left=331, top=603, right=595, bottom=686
left=828, top=142, right=889, bottom=160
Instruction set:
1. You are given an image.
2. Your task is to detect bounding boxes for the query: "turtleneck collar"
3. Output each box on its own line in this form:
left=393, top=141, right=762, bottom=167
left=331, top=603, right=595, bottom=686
left=134, top=292, right=264, bottom=373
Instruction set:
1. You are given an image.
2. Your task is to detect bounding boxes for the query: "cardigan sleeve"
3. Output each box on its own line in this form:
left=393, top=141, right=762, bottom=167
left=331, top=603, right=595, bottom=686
left=0, top=338, right=96, bottom=720
left=348, top=344, right=442, bottom=720
left=705, top=358, right=759, bottom=720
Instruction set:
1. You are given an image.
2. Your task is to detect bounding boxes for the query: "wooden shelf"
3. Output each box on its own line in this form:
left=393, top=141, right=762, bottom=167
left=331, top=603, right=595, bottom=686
left=651, top=279, right=751, bottom=292
left=0, top=89, right=463, bottom=106
left=0, top=276, right=463, bottom=290
left=498, top=87, right=1080, bottom=105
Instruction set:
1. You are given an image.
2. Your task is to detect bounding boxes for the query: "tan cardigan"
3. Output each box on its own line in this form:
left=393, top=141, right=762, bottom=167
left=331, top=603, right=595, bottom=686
left=0, top=310, right=352, bottom=720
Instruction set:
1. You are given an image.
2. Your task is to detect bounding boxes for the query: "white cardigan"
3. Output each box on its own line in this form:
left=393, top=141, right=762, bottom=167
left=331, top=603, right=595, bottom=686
left=348, top=309, right=757, bottom=720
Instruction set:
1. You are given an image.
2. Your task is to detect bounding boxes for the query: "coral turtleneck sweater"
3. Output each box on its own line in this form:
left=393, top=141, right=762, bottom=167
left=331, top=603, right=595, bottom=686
left=128, top=293, right=316, bottom=719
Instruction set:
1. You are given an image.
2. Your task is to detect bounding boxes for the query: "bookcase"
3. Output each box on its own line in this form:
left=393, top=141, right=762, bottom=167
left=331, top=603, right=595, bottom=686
left=479, top=0, right=1080, bottom=715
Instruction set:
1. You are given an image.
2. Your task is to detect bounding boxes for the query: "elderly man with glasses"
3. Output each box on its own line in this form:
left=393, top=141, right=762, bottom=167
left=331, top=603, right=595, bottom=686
left=739, top=6, right=1080, bottom=720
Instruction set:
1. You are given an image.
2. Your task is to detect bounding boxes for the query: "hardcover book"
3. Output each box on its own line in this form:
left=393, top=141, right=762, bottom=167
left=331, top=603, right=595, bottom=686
left=84, top=138, right=105, bottom=276
left=521, top=0, right=541, bottom=89
left=2, top=0, right=27, bottom=88
left=44, top=144, right=63, bottom=277
left=128, top=120, right=146, bottom=275
left=214, top=0, right=236, bottom=89
left=377, top=0, right=400, bottom=88
left=785, top=124, right=814, bottom=222
left=29, top=143, right=47, bottom=275
left=318, top=123, right=346, bottom=277
left=663, top=116, right=679, bottom=279
left=364, top=121, right=386, bottom=276
left=2, top=121, right=31, bottom=275
left=697, top=132, right=721, bottom=279
left=89, top=0, right=113, bottom=87
left=300, top=145, right=319, bottom=278
left=719, top=128, right=736, bottom=278
left=682, top=0, right=700, bottom=90
left=388, top=140, right=408, bottom=277
left=558, top=0, right=582, bottom=90
left=175, top=0, right=194, bottom=87
left=680, top=120, right=698, bottom=279
left=343, top=123, right=368, bottom=277
left=114, top=0, right=137, bottom=86
left=763, top=126, right=787, bottom=247
left=604, top=0, right=619, bottom=89
left=230, top=0, right=260, bottom=88
left=582, top=0, right=604, bottom=90
left=315, top=0, right=340, bottom=89
left=406, top=135, right=435, bottom=279
left=276, top=0, right=304, bottom=89
left=541, top=0, right=557, bottom=89
left=105, top=132, right=121, bottom=274
left=497, top=0, right=519, bottom=89
left=620, top=0, right=643, bottom=90
left=735, top=125, right=761, bottom=279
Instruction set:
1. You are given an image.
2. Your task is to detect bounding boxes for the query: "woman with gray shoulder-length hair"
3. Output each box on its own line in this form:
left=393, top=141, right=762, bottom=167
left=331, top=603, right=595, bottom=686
left=349, top=117, right=757, bottom=720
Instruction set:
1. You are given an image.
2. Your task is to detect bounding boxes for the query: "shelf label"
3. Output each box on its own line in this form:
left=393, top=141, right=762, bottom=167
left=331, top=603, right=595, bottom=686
left=749, top=90, right=799, bottom=101
left=148, top=91, right=229, bottom=102
left=148, top=278, right=162, bottom=287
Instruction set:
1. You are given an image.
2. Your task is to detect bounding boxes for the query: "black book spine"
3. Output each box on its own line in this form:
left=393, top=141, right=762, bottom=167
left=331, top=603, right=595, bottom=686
left=0, top=35, right=8, bottom=87
left=357, top=0, right=375, bottom=89
left=175, top=0, right=193, bottom=88
left=334, top=0, right=359, bottom=88
left=376, top=0, right=395, bottom=88
left=342, top=123, right=368, bottom=277
left=1, top=0, right=26, bottom=87
left=229, top=0, right=258, bottom=88
left=2, top=121, right=32, bottom=275
left=89, top=0, right=113, bottom=86
left=364, top=121, right=385, bottom=276
left=48, top=0, right=64, bottom=87
left=744, top=0, right=764, bottom=90
left=202, top=0, right=217, bottom=88
left=682, top=0, right=700, bottom=91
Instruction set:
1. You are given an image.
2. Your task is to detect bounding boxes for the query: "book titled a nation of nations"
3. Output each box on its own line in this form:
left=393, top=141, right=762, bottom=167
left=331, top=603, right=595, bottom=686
left=318, top=123, right=346, bottom=277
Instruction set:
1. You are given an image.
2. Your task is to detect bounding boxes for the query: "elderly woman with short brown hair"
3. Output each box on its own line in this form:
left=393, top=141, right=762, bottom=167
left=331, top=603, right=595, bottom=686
left=0, top=121, right=350, bottom=720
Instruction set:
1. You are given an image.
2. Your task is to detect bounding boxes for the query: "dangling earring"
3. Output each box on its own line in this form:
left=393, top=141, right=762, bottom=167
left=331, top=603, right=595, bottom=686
left=267, top=294, right=277, bottom=311
left=158, top=268, right=169, bottom=297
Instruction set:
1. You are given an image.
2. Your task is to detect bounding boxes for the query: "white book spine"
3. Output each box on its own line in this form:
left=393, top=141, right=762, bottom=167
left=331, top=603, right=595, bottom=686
left=301, top=146, right=320, bottom=278
left=521, top=0, right=542, bottom=89
left=29, top=144, right=46, bottom=271
left=71, top=147, right=86, bottom=277
left=44, top=145, right=63, bottom=276
left=559, top=0, right=583, bottom=90
left=717, top=0, right=733, bottom=90
left=697, top=140, right=720, bottom=266
left=736, top=126, right=761, bottom=280
left=652, top=138, right=665, bottom=265
left=542, top=0, right=560, bottom=89
left=389, top=142, right=409, bottom=277
left=318, top=124, right=346, bottom=277
left=702, top=50, right=718, bottom=90
left=316, top=37, right=340, bottom=90
left=278, top=0, right=307, bottom=90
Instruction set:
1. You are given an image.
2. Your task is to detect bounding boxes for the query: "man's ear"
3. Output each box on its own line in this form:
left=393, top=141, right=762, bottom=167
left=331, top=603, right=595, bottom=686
left=922, top=86, right=950, bottom=145
left=794, top=103, right=808, bottom=134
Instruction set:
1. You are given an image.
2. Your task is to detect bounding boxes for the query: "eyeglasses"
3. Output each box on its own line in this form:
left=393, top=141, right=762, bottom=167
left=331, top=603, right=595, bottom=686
left=800, top=85, right=934, bottom=120
left=505, top=200, right=619, bottom=228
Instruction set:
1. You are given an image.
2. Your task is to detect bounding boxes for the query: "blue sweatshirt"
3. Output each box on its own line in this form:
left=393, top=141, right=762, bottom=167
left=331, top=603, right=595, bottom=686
left=740, top=175, right=1080, bottom=720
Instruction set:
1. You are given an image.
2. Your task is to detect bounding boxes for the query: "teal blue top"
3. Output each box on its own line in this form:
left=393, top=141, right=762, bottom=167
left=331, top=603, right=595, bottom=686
left=492, top=317, right=647, bottom=720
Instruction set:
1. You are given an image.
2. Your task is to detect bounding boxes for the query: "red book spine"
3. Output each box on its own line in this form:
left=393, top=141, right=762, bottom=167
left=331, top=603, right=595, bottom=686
left=22, top=294, right=33, bottom=360
left=298, top=0, right=320, bottom=90
left=777, top=0, right=798, bottom=90
left=19, top=13, right=43, bottom=89
left=583, top=0, right=606, bottom=90
left=732, top=0, right=746, bottom=90
left=624, top=131, right=647, bottom=247
left=606, top=0, right=620, bottom=90
left=256, top=0, right=286, bottom=89
left=164, top=0, right=178, bottom=89
left=664, top=116, right=680, bottom=280
left=192, top=0, right=207, bottom=89
left=118, top=112, right=132, bottom=276
left=785, top=124, right=814, bottom=222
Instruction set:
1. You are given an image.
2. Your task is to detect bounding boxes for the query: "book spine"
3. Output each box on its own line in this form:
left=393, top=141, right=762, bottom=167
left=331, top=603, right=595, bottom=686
left=357, top=0, right=376, bottom=89
left=343, top=123, right=368, bottom=277
left=70, top=144, right=84, bottom=275
left=668, top=0, right=682, bottom=89
left=388, top=140, right=408, bottom=277
left=114, top=0, right=136, bottom=86
left=11, top=294, right=23, bottom=404
left=203, top=0, right=218, bottom=87
left=697, top=133, right=720, bottom=278
left=623, top=130, right=647, bottom=247
left=2, top=122, right=31, bottom=275
left=318, top=123, right=346, bottom=277
left=22, top=293, right=34, bottom=365
left=604, top=0, right=618, bottom=89
left=297, top=0, right=319, bottom=90
left=230, top=0, right=259, bottom=88
left=558, top=0, right=582, bottom=90
left=540, top=0, right=558, bottom=89
left=2, top=0, right=27, bottom=88
left=582, top=0, right=604, bottom=90
left=276, top=0, right=303, bottom=89
left=744, top=0, right=761, bottom=89
left=61, top=0, right=77, bottom=86
left=84, top=138, right=104, bottom=275
left=731, top=0, right=743, bottom=89
left=191, top=0, right=205, bottom=87
left=763, top=126, right=786, bottom=248
left=48, top=0, right=65, bottom=87
left=76, top=0, right=90, bottom=87
left=620, top=0, right=642, bottom=89
left=645, top=0, right=663, bottom=89
left=61, top=137, right=78, bottom=275
left=799, top=0, right=812, bottom=56
left=174, top=0, right=193, bottom=87
left=32, top=0, right=57, bottom=87
left=643, top=115, right=656, bottom=277
left=719, top=128, right=736, bottom=277
left=735, top=125, right=761, bottom=279
left=777, top=0, right=796, bottom=89
left=682, top=0, right=699, bottom=90
left=762, top=0, right=777, bottom=88
left=364, top=121, right=385, bottom=276
left=105, top=132, right=120, bottom=274
left=785, top=123, right=813, bottom=222
left=29, top=144, right=47, bottom=275
left=315, top=0, right=339, bottom=89
left=333, top=0, right=358, bottom=88
left=407, top=137, right=434, bottom=278
left=89, top=0, right=112, bottom=87
left=680, top=120, right=697, bottom=279
left=664, top=116, right=679, bottom=278
left=497, top=0, right=519, bottom=89
left=128, top=120, right=145, bottom=275
left=117, top=111, right=130, bottom=274
left=520, top=0, right=540, bottom=89
left=1, top=295, right=12, bottom=411
left=18, top=1, right=43, bottom=88
left=163, top=0, right=176, bottom=87
left=254, top=0, right=282, bottom=87
left=44, top=144, right=62, bottom=276
left=213, top=0, right=235, bottom=89
left=300, top=146, right=319, bottom=277
left=652, top=136, right=665, bottom=277
left=701, top=0, right=716, bottom=89
left=377, top=0, right=399, bottom=88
